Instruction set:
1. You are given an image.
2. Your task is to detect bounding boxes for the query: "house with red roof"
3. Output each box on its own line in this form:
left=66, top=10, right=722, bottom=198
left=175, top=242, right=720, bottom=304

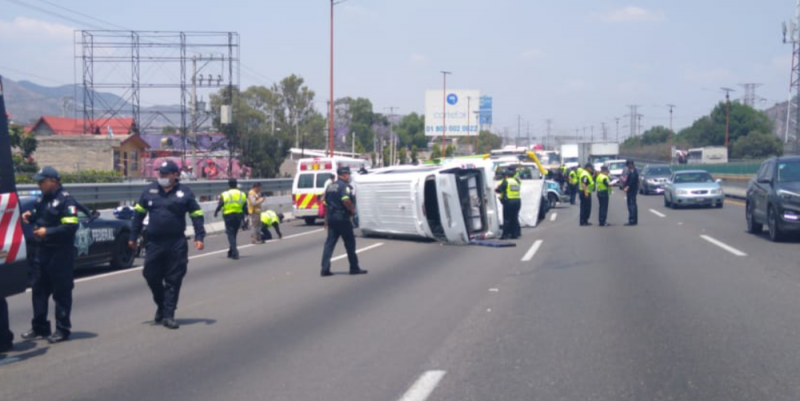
left=29, top=116, right=135, bottom=136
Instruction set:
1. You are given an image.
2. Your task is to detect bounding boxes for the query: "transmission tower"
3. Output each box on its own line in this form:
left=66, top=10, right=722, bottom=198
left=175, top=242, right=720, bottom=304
left=783, top=0, right=800, bottom=149
left=626, top=105, right=641, bottom=139
left=739, top=83, right=763, bottom=108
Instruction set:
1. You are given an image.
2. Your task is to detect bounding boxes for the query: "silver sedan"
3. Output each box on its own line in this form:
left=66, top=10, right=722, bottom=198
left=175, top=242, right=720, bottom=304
left=663, top=170, right=724, bottom=209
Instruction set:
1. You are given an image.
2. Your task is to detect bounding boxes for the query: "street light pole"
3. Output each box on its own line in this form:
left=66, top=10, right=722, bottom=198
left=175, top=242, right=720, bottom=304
left=721, top=87, right=735, bottom=150
left=329, top=0, right=348, bottom=157
left=440, top=71, right=452, bottom=154
left=667, top=104, right=676, bottom=164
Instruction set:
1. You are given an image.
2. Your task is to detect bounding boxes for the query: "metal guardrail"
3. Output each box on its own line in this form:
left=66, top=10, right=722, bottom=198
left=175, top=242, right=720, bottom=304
left=17, top=178, right=293, bottom=204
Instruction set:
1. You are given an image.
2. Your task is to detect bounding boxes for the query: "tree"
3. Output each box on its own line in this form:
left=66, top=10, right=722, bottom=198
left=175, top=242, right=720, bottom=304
left=430, top=143, right=442, bottom=160
left=676, top=102, right=774, bottom=148
left=731, top=131, right=783, bottom=159
left=396, top=113, right=427, bottom=149
left=370, top=151, right=377, bottom=167
left=410, top=145, right=419, bottom=165
left=10, top=124, right=36, bottom=158
left=382, top=146, right=391, bottom=167
left=445, top=144, right=455, bottom=157
left=398, top=147, right=408, bottom=165
left=161, top=126, right=177, bottom=134
left=474, top=130, right=503, bottom=154
left=640, top=126, right=671, bottom=146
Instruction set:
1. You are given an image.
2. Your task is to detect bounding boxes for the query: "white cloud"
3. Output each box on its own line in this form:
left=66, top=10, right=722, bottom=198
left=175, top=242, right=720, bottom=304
left=410, top=53, right=427, bottom=65
left=596, top=7, right=665, bottom=23
left=520, top=49, right=543, bottom=60
left=683, top=67, right=736, bottom=84
left=0, top=17, right=75, bottom=43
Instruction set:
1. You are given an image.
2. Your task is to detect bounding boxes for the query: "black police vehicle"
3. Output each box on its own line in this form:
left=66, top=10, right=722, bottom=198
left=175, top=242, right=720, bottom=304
left=746, top=156, right=800, bottom=242
left=18, top=193, right=136, bottom=270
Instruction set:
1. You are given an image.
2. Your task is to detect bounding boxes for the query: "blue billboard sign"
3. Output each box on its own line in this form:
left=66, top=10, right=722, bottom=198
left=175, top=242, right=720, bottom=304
left=479, top=96, right=493, bottom=125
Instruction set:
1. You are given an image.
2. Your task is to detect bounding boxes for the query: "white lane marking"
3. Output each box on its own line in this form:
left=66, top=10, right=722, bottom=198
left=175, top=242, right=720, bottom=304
left=649, top=209, right=666, bottom=218
left=398, top=370, right=447, bottom=401
left=69, top=228, right=326, bottom=285
left=700, top=235, right=747, bottom=257
left=550, top=213, right=557, bottom=222
left=521, top=240, right=543, bottom=262
left=330, top=242, right=384, bottom=262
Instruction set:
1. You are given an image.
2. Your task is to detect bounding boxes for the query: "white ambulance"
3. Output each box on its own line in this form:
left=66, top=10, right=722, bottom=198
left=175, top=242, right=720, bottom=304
left=292, top=157, right=368, bottom=225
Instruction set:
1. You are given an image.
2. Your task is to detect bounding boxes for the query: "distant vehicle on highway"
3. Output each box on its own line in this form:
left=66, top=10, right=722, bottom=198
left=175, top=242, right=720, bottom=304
left=639, top=165, right=672, bottom=195
left=19, top=194, right=136, bottom=270
left=745, top=156, right=800, bottom=242
left=663, top=170, right=724, bottom=209
left=604, top=159, right=627, bottom=181
left=687, top=146, right=728, bottom=164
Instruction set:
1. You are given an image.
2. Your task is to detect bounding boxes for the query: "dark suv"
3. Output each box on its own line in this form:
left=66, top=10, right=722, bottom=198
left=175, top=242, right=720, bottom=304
left=746, top=156, right=800, bottom=241
left=639, top=165, right=672, bottom=195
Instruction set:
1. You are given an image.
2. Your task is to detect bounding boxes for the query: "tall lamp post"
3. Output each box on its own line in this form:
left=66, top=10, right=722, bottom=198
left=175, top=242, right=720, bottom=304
left=721, top=88, right=735, bottom=149
left=440, top=71, right=452, bottom=154
left=329, top=0, right=349, bottom=157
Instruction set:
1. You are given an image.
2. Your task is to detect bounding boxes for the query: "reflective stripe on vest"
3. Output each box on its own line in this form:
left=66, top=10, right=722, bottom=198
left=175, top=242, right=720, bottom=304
left=596, top=173, right=611, bottom=193
left=506, top=178, right=521, bottom=200
left=221, top=189, right=247, bottom=215
left=580, top=170, right=595, bottom=193
left=261, top=210, right=278, bottom=226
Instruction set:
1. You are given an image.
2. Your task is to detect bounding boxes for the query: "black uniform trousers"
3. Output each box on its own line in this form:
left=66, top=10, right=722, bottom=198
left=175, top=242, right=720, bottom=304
left=598, top=193, right=609, bottom=225
left=321, top=218, right=359, bottom=274
left=1, top=298, right=12, bottom=348
left=569, top=184, right=577, bottom=205
left=143, top=236, right=188, bottom=318
left=30, top=245, right=75, bottom=336
left=223, top=213, right=242, bottom=257
left=504, top=199, right=521, bottom=238
left=627, top=192, right=638, bottom=224
left=579, top=191, right=592, bottom=225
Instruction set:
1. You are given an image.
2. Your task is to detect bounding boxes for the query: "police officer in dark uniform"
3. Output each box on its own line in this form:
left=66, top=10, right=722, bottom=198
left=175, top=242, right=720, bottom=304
left=129, top=160, right=206, bottom=329
left=320, top=166, right=367, bottom=277
left=19, top=166, right=80, bottom=344
left=1, top=298, right=13, bottom=352
left=622, top=160, right=639, bottom=226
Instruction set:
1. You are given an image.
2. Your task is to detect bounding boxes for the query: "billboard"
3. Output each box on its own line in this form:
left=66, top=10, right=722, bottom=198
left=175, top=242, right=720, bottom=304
left=425, top=90, right=480, bottom=137
left=479, top=96, right=492, bottom=125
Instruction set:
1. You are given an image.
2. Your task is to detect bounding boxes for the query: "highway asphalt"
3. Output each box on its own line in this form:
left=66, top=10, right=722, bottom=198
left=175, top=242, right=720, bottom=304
left=2, top=192, right=800, bottom=401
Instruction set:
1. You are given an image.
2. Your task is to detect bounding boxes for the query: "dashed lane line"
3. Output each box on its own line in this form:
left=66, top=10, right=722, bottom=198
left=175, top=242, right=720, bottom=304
left=700, top=235, right=747, bottom=257
left=398, top=370, right=447, bottom=401
left=649, top=209, right=666, bottom=218
left=330, top=242, right=385, bottom=262
left=521, top=240, right=544, bottom=262
left=550, top=213, right=557, bottom=222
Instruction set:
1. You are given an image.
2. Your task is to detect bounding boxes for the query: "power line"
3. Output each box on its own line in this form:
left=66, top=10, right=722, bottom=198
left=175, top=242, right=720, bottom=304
left=30, top=0, right=129, bottom=30
left=3, top=0, right=105, bottom=29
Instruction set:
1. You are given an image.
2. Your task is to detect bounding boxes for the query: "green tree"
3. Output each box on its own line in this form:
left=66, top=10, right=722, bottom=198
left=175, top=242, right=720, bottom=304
left=10, top=124, right=37, bottom=158
left=640, top=126, right=671, bottom=146
left=161, top=126, right=177, bottom=134
left=410, top=145, right=419, bottom=165
left=396, top=113, right=427, bottom=149
left=474, top=130, right=503, bottom=154
left=382, top=146, right=391, bottom=167
left=445, top=144, right=455, bottom=157
left=370, top=151, right=377, bottom=167
left=398, top=147, right=408, bottom=165
left=731, top=131, right=783, bottom=159
left=430, top=143, right=442, bottom=160
left=676, top=102, right=774, bottom=148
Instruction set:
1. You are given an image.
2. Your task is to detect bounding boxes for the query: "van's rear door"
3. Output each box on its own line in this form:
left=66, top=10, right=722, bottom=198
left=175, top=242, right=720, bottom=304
left=436, top=173, right=469, bottom=243
left=0, top=76, right=29, bottom=298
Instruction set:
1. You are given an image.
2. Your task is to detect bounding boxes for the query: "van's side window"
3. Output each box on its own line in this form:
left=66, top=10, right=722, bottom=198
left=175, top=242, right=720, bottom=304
left=316, top=174, right=331, bottom=188
left=298, top=174, right=315, bottom=189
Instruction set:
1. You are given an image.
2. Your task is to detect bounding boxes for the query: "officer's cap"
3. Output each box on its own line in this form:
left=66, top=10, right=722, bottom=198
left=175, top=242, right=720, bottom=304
left=156, top=160, right=180, bottom=174
left=337, top=166, right=351, bottom=175
left=626, top=159, right=635, bottom=166
left=502, top=169, right=513, bottom=177
left=601, top=165, right=610, bottom=171
left=228, top=178, right=238, bottom=188
left=32, top=166, right=60, bottom=182
left=584, top=163, right=594, bottom=169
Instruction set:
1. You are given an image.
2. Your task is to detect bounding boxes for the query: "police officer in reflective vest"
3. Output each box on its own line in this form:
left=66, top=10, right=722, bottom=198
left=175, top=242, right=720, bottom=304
left=259, top=209, right=283, bottom=241
left=214, top=179, right=247, bottom=260
left=19, top=166, right=80, bottom=343
left=129, top=160, right=206, bottom=330
left=596, top=165, right=612, bottom=226
left=320, top=166, right=367, bottom=277
left=579, top=163, right=596, bottom=226
left=496, top=169, right=522, bottom=239
left=568, top=167, right=579, bottom=205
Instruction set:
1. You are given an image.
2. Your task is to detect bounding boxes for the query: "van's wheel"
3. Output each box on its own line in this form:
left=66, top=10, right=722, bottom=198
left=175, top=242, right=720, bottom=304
left=304, top=217, right=316, bottom=225
left=746, top=203, right=762, bottom=234
left=110, top=233, right=136, bottom=270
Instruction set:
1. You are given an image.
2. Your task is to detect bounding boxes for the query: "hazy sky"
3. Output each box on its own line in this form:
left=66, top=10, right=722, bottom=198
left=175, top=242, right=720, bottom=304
left=0, top=0, right=796, bottom=140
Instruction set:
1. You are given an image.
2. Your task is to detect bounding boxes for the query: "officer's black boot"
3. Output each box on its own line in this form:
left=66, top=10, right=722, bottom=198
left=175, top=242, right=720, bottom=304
left=163, top=318, right=180, bottom=330
left=21, top=327, right=51, bottom=340
left=47, top=331, right=69, bottom=344
left=154, top=308, right=164, bottom=324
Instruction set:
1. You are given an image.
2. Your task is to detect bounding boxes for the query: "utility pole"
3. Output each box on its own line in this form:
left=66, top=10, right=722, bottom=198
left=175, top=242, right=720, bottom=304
left=526, top=121, right=531, bottom=148
left=601, top=122, right=607, bottom=141
left=627, top=105, right=641, bottom=140
left=590, top=125, right=594, bottom=142
left=329, top=0, right=349, bottom=157
left=614, top=117, right=620, bottom=143
left=783, top=1, right=800, bottom=149
left=190, top=56, right=197, bottom=173
left=517, top=115, right=521, bottom=147
left=385, top=106, right=398, bottom=164
left=666, top=104, right=676, bottom=163
left=472, top=110, right=481, bottom=154
left=721, top=87, right=735, bottom=149
left=466, top=96, right=472, bottom=155
left=546, top=119, right=552, bottom=149
left=440, top=71, right=452, bottom=153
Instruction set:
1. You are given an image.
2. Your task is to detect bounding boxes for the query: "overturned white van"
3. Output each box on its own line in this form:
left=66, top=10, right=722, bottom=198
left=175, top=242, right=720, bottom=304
left=353, top=162, right=502, bottom=243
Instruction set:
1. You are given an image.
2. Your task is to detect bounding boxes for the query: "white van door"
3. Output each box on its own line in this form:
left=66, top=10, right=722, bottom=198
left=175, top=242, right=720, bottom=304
left=436, top=174, right=469, bottom=243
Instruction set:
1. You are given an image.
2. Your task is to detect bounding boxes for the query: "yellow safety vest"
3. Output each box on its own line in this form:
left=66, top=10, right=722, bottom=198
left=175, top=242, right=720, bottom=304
left=568, top=170, right=578, bottom=185
left=580, top=170, right=595, bottom=193
left=260, top=210, right=279, bottom=226
left=506, top=178, right=521, bottom=200
left=596, top=173, right=611, bottom=195
left=221, top=189, right=247, bottom=215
